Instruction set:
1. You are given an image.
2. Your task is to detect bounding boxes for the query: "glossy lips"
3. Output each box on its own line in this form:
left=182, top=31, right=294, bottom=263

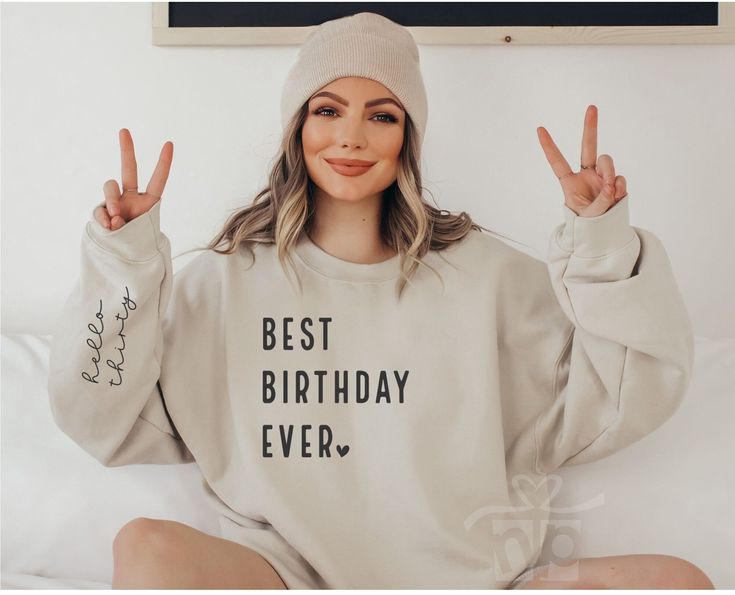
left=324, top=158, right=375, bottom=177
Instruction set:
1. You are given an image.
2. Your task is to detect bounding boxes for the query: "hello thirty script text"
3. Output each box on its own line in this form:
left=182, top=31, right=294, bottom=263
left=81, top=286, right=137, bottom=386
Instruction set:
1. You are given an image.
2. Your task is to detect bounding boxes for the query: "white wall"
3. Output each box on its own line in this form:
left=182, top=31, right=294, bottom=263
left=2, top=2, right=734, bottom=337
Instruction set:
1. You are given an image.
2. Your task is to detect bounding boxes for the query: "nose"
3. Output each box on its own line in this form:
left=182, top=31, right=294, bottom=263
left=336, top=114, right=368, bottom=149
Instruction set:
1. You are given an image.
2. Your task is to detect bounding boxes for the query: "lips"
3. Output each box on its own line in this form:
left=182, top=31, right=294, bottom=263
left=325, top=158, right=376, bottom=166
left=324, top=158, right=375, bottom=177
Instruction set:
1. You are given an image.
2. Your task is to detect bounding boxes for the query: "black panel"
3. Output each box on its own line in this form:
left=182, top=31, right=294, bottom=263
left=168, top=2, right=718, bottom=28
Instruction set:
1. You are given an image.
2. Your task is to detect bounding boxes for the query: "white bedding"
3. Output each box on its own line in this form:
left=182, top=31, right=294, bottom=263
left=0, top=572, right=110, bottom=589
left=2, top=333, right=733, bottom=588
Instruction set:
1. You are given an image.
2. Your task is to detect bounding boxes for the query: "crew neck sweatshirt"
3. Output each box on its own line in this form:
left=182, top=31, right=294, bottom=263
left=294, top=229, right=403, bottom=282
left=47, top=195, right=694, bottom=589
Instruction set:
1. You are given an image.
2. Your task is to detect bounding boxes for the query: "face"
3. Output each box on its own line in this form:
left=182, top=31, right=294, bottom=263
left=302, top=76, right=406, bottom=204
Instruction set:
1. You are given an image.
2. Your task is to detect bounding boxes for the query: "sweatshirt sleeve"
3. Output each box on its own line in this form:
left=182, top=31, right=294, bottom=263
left=47, top=200, right=195, bottom=467
left=532, top=194, right=695, bottom=474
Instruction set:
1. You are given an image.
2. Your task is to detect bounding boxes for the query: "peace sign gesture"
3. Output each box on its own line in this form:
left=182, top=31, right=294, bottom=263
left=94, top=129, right=173, bottom=230
left=537, top=105, right=628, bottom=218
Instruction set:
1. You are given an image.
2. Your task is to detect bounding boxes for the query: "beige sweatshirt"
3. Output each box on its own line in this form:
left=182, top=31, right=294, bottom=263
left=47, top=194, right=694, bottom=588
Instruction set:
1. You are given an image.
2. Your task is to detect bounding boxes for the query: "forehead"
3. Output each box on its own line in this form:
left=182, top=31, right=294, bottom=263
left=316, top=76, right=399, bottom=101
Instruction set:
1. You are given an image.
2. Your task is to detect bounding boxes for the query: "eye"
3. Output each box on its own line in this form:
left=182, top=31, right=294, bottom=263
left=313, top=107, right=398, bottom=124
left=374, top=113, right=398, bottom=123
left=313, top=107, right=338, bottom=118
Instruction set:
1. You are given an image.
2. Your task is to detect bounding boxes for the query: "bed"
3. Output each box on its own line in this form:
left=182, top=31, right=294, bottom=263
left=2, top=332, right=733, bottom=588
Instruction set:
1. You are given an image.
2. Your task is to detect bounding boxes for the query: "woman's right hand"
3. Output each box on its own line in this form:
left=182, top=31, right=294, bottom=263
left=94, top=128, right=173, bottom=230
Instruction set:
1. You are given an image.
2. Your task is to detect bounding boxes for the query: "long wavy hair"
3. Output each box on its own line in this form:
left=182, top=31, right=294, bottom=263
left=175, top=102, right=529, bottom=299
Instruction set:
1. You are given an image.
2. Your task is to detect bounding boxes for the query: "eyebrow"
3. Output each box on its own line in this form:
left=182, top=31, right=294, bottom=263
left=309, top=91, right=405, bottom=112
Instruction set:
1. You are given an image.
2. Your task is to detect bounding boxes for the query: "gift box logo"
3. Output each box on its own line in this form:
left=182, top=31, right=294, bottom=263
left=464, top=473, right=605, bottom=583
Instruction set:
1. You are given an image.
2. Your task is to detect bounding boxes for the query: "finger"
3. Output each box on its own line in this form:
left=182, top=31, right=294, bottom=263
left=581, top=105, right=598, bottom=168
left=583, top=182, right=617, bottom=218
left=94, top=205, right=111, bottom=230
left=614, top=175, right=627, bottom=201
left=119, top=128, right=139, bottom=194
left=537, top=127, right=573, bottom=180
left=596, top=154, right=616, bottom=196
left=146, top=141, right=173, bottom=200
left=103, top=179, right=123, bottom=226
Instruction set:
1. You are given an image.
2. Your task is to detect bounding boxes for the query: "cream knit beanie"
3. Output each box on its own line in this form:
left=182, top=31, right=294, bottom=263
left=280, top=12, right=428, bottom=153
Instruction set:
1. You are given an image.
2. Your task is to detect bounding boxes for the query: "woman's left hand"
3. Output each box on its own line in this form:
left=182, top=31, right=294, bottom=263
left=537, top=105, right=628, bottom=218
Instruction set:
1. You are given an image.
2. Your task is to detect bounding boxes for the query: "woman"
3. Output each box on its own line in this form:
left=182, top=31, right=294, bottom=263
left=50, top=12, right=712, bottom=589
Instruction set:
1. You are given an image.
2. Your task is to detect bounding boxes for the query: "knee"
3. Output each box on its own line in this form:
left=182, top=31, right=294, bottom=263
left=112, top=517, right=179, bottom=564
left=651, top=556, right=715, bottom=589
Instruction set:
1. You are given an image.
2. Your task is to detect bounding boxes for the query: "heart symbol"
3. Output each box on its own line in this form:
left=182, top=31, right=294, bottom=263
left=336, top=444, right=349, bottom=457
left=511, top=473, right=563, bottom=510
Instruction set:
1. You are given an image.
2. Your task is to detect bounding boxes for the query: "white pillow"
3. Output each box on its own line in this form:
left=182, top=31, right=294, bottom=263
left=1, top=333, right=220, bottom=584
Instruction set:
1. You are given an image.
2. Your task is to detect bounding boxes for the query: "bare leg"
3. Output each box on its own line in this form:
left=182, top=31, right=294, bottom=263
left=512, top=554, right=715, bottom=589
left=112, top=517, right=288, bottom=589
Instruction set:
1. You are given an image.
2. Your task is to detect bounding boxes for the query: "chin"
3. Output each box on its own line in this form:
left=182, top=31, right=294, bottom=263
left=322, top=186, right=375, bottom=202
left=309, top=173, right=374, bottom=200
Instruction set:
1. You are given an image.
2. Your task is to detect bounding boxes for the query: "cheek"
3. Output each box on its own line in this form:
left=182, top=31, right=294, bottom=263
left=301, top=120, right=326, bottom=153
left=380, top=126, right=404, bottom=159
left=301, top=124, right=327, bottom=182
left=378, top=133, right=403, bottom=170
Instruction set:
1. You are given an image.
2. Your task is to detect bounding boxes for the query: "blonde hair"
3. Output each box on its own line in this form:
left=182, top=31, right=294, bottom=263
left=175, top=103, right=529, bottom=298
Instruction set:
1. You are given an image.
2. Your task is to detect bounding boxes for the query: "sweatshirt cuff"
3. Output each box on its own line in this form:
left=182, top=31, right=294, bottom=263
left=555, top=194, right=636, bottom=258
left=86, top=199, right=164, bottom=262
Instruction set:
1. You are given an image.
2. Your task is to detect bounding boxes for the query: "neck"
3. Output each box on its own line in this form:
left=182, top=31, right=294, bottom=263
left=307, top=191, right=397, bottom=264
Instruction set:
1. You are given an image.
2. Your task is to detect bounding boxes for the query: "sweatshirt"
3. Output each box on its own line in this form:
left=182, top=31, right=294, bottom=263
left=47, top=194, right=694, bottom=589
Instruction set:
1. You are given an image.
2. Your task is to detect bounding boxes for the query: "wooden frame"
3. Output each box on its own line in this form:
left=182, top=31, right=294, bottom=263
left=152, top=2, right=735, bottom=46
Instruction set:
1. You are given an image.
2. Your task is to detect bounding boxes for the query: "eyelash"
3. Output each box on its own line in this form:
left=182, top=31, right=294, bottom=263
left=313, top=107, right=398, bottom=124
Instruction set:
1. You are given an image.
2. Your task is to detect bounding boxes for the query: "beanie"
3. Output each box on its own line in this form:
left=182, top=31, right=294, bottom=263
left=280, top=12, right=428, bottom=153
